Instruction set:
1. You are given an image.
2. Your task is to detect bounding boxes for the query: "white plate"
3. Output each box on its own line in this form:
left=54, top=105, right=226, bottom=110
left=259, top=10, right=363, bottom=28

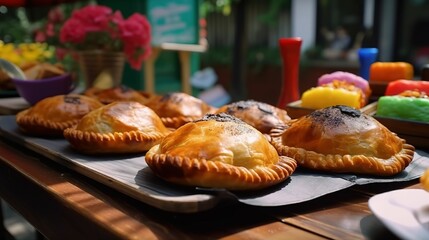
left=369, top=189, right=429, bottom=240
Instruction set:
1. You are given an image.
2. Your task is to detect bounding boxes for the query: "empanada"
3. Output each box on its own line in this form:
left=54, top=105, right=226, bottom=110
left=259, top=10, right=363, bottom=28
left=271, top=105, right=415, bottom=176
left=16, top=94, right=103, bottom=137
left=145, top=92, right=217, bottom=128
left=215, top=100, right=291, bottom=134
left=64, top=101, right=171, bottom=154
left=145, top=113, right=297, bottom=190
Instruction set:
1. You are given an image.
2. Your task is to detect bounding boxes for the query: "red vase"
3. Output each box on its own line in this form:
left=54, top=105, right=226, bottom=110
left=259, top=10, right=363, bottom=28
left=277, top=38, right=302, bottom=109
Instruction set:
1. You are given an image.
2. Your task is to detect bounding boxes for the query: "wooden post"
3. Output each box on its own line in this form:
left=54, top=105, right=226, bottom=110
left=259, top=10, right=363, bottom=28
left=179, top=51, right=192, bottom=94
left=143, top=43, right=206, bottom=94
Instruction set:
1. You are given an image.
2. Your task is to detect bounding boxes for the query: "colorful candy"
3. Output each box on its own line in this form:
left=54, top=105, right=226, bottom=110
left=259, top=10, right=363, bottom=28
left=376, top=90, right=429, bottom=123
left=301, top=81, right=364, bottom=109
left=385, top=79, right=429, bottom=96
left=369, top=62, right=414, bottom=82
left=318, top=71, right=371, bottom=98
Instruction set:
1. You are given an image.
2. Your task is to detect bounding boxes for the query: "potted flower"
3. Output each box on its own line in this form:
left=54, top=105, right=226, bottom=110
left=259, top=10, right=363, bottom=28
left=59, top=4, right=151, bottom=88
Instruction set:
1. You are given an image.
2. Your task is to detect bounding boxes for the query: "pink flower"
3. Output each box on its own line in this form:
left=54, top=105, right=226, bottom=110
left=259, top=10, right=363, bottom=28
left=60, top=18, right=87, bottom=44
left=59, top=4, right=152, bottom=70
left=35, top=31, right=47, bottom=42
left=55, top=47, right=67, bottom=61
left=71, top=5, right=112, bottom=32
left=118, top=13, right=151, bottom=70
left=108, top=11, right=124, bottom=39
left=124, top=42, right=152, bottom=70
left=111, top=10, right=124, bottom=25
left=48, top=6, right=64, bottom=23
left=73, top=6, right=111, bottom=25
left=46, top=23, right=55, bottom=37
left=119, top=14, right=150, bottom=45
left=33, top=6, right=67, bottom=46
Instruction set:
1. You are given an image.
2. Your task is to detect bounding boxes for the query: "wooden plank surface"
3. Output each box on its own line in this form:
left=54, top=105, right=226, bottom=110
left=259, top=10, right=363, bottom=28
left=0, top=138, right=328, bottom=239
left=0, top=138, right=159, bottom=239
left=263, top=181, right=421, bottom=240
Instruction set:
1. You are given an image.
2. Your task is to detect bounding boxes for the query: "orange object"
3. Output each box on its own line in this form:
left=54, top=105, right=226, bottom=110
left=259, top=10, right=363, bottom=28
left=369, top=62, right=414, bottom=82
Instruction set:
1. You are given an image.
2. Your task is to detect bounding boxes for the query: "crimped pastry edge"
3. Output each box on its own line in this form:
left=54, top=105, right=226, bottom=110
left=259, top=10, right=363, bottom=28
left=161, top=116, right=200, bottom=129
left=271, top=136, right=415, bottom=176
left=16, top=109, right=79, bottom=136
left=145, top=145, right=298, bottom=191
left=63, top=126, right=169, bottom=154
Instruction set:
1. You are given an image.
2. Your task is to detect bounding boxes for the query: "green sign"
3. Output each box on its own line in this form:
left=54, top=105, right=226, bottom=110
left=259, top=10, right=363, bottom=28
left=147, top=0, right=198, bottom=45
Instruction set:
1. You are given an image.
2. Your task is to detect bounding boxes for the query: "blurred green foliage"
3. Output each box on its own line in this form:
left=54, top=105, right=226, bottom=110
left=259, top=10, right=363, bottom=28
left=0, top=8, right=32, bottom=43
left=0, top=1, right=93, bottom=44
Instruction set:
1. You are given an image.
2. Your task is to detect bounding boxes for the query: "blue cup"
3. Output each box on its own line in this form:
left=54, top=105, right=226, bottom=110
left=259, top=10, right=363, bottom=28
left=358, top=48, right=378, bottom=80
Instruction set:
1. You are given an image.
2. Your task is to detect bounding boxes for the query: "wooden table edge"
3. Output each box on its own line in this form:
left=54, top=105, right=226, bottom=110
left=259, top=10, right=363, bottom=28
left=0, top=139, right=158, bottom=239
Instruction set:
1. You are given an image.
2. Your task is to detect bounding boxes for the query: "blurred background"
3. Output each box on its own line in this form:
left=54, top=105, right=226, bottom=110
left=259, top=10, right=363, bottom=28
left=0, top=0, right=428, bottom=106
left=2, top=1, right=429, bottom=239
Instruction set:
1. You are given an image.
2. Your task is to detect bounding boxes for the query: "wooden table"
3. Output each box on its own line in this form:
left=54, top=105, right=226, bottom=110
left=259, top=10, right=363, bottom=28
left=0, top=133, right=421, bottom=240
left=0, top=97, right=424, bottom=239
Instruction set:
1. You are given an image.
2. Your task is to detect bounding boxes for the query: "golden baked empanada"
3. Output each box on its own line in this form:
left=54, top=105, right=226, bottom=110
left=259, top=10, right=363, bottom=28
left=16, top=94, right=103, bottom=137
left=145, top=113, right=297, bottom=191
left=84, top=85, right=156, bottom=105
left=215, top=100, right=291, bottom=134
left=271, top=105, right=415, bottom=176
left=145, top=92, right=217, bottom=128
left=64, top=101, right=171, bottom=154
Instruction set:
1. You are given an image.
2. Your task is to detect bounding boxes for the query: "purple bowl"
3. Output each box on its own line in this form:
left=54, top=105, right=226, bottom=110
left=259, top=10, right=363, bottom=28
left=12, top=74, right=74, bottom=105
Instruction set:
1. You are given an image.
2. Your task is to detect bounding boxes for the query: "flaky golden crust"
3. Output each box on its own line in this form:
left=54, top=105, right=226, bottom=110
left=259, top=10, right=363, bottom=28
left=271, top=105, right=415, bottom=176
left=215, top=100, right=291, bottom=134
left=64, top=101, right=171, bottom=154
left=16, top=94, right=103, bottom=137
left=145, top=114, right=297, bottom=190
left=84, top=86, right=156, bottom=105
left=65, top=126, right=167, bottom=154
left=146, top=150, right=297, bottom=191
left=144, top=92, right=217, bottom=128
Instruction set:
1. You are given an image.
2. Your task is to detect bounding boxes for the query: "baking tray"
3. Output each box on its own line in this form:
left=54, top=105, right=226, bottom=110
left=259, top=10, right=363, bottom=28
left=364, top=102, right=429, bottom=150
left=0, top=97, right=29, bottom=115
left=1, top=115, right=428, bottom=213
